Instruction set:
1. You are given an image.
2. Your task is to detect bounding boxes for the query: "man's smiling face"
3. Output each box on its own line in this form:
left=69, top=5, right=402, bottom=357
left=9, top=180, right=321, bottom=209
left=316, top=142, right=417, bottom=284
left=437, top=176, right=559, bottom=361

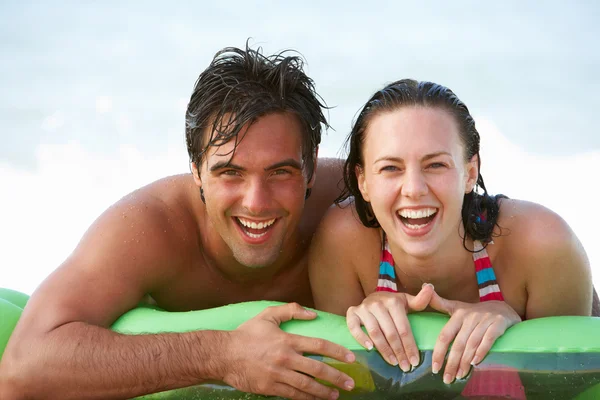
left=197, top=112, right=311, bottom=268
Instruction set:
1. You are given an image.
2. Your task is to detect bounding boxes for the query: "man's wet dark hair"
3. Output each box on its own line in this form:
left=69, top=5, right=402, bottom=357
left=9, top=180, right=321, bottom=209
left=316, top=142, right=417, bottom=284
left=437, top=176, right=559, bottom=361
left=185, top=43, right=327, bottom=185
left=337, top=79, right=505, bottom=247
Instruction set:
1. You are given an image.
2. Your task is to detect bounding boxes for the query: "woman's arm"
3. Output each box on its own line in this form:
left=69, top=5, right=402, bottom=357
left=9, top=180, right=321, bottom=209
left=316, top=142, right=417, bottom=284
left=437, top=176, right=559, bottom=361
left=503, top=200, right=593, bottom=319
left=308, top=203, right=377, bottom=315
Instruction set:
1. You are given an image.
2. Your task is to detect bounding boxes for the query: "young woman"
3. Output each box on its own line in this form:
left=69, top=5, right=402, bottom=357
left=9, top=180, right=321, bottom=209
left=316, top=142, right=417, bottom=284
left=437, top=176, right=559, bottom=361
left=309, top=79, right=593, bottom=387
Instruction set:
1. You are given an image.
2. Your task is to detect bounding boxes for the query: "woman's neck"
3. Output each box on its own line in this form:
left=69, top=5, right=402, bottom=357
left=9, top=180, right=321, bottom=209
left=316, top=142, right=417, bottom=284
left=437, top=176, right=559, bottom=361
left=388, top=234, right=477, bottom=297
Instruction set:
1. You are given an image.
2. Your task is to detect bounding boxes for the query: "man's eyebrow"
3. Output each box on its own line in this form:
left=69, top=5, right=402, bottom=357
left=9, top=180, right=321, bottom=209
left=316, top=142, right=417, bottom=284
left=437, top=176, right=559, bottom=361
left=209, top=161, right=246, bottom=172
left=265, top=159, right=302, bottom=171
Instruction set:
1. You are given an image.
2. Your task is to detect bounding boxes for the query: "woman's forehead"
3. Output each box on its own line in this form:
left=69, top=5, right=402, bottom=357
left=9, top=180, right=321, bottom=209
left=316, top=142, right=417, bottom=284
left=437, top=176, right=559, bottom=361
left=363, top=107, right=463, bottom=157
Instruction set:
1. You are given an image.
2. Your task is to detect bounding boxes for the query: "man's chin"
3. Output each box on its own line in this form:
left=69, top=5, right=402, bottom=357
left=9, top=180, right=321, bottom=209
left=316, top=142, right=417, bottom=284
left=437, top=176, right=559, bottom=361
left=232, top=251, right=279, bottom=270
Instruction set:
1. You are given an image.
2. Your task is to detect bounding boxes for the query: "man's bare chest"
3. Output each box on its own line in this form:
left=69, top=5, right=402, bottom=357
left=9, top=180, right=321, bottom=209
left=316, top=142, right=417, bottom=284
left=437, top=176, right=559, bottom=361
left=150, top=258, right=314, bottom=312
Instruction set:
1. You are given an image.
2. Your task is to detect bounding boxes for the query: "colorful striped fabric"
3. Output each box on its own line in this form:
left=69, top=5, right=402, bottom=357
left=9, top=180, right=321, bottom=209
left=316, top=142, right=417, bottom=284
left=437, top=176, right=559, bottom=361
left=376, top=234, right=504, bottom=302
left=376, top=233, right=398, bottom=292
left=472, top=240, right=504, bottom=302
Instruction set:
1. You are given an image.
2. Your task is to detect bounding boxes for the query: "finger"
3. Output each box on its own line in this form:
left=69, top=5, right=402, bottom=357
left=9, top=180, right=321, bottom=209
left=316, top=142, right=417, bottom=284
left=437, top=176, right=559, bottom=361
left=431, top=311, right=463, bottom=377
left=346, top=308, right=373, bottom=350
left=455, top=318, right=494, bottom=379
left=356, top=309, right=398, bottom=366
left=265, top=382, right=320, bottom=400
left=471, top=317, right=508, bottom=367
left=388, top=309, right=420, bottom=371
left=405, top=283, right=435, bottom=312
left=293, top=334, right=356, bottom=366
left=260, top=303, right=318, bottom=325
left=441, top=315, right=479, bottom=384
left=359, top=310, right=404, bottom=366
left=292, top=356, right=356, bottom=393
left=428, top=291, right=457, bottom=316
left=368, top=303, right=412, bottom=371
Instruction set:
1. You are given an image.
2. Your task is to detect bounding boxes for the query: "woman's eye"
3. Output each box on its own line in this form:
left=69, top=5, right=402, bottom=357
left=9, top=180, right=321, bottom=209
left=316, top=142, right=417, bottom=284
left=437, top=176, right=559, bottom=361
left=381, top=165, right=400, bottom=172
left=428, top=162, right=446, bottom=169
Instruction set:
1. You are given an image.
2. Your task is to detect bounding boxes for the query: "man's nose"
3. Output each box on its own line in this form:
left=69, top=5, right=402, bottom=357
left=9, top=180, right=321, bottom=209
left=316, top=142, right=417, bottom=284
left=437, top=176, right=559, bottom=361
left=241, top=178, right=272, bottom=214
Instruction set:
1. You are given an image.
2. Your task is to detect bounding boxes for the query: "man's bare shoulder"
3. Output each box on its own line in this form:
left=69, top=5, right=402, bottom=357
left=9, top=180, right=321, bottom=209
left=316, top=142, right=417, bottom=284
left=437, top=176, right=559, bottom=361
left=22, top=174, right=204, bottom=328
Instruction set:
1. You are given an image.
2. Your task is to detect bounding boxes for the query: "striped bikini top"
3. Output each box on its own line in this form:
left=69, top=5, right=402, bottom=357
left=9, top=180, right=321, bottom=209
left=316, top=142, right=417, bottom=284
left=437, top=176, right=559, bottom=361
left=376, top=232, right=504, bottom=302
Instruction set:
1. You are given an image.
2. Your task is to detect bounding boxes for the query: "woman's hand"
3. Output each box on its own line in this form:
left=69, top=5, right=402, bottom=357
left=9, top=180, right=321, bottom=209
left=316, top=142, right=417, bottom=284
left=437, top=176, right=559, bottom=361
left=428, top=292, right=521, bottom=384
left=346, top=284, right=434, bottom=372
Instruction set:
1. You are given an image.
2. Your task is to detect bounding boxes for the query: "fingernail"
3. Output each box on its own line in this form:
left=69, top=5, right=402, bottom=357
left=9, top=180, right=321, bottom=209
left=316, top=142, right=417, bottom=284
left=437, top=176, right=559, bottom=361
left=344, top=380, right=355, bottom=391
left=304, top=309, right=316, bottom=316
left=345, top=353, right=355, bottom=363
left=422, top=282, right=429, bottom=288
left=365, top=340, right=373, bottom=351
left=400, top=360, right=410, bottom=372
left=456, top=369, right=464, bottom=379
left=329, top=389, right=340, bottom=399
left=432, top=362, right=440, bottom=374
left=389, top=355, right=398, bottom=366
left=410, top=356, right=419, bottom=367
left=443, top=373, right=453, bottom=384
left=471, top=356, right=480, bottom=365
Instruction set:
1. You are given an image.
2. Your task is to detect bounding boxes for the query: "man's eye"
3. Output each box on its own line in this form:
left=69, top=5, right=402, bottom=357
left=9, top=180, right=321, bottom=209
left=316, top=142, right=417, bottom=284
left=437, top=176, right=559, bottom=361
left=272, top=169, right=291, bottom=176
left=222, top=170, right=240, bottom=176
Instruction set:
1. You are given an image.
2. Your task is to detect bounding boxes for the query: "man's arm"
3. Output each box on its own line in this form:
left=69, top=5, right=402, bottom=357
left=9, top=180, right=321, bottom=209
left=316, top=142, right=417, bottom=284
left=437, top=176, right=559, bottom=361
left=0, top=193, right=218, bottom=399
left=0, top=188, right=356, bottom=400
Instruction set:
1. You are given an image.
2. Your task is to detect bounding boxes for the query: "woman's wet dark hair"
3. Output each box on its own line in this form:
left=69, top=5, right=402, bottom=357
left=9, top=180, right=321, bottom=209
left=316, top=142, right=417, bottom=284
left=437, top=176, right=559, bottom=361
left=337, top=79, right=505, bottom=247
left=185, top=43, right=327, bottom=185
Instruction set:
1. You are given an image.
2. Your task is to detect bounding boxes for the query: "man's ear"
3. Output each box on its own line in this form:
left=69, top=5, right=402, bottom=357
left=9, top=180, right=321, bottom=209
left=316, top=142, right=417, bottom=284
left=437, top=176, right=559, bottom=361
left=355, top=164, right=370, bottom=202
left=465, top=154, right=479, bottom=193
left=307, top=146, right=319, bottom=189
left=191, top=162, right=202, bottom=188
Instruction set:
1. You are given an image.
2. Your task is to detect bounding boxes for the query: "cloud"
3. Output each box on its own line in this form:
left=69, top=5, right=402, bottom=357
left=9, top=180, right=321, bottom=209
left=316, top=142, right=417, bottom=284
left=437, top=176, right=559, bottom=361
left=95, top=96, right=113, bottom=114
left=41, top=111, right=65, bottom=131
left=1, top=120, right=598, bottom=298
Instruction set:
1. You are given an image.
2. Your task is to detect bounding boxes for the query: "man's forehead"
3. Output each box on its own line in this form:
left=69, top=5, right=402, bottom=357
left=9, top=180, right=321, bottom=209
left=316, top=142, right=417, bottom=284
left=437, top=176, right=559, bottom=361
left=203, top=112, right=305, bottom=163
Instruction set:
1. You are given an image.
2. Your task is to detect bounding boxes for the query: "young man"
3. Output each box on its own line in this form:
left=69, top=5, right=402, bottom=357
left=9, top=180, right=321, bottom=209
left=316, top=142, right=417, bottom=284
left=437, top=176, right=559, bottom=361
left=0, top=45, right=356, bottom=400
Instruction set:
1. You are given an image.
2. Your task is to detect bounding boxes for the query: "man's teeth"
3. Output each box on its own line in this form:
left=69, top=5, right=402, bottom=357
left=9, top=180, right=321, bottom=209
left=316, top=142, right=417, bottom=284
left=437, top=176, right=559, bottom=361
left=246, top=231, right=267, bottom=239
left=398, top=208, right=437, bottom=219
left=237, top=218, right=276, bottom=230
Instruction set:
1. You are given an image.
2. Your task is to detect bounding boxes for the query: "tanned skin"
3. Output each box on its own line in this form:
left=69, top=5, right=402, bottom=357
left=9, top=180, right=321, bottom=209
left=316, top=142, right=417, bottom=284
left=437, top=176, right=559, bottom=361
left=0, top=113, right=356, bottom=400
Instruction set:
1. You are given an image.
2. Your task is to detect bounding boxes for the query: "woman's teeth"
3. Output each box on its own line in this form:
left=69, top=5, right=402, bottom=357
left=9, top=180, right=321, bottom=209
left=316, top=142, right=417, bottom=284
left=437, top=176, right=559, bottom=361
left=397, top=208, right=438, bottom=230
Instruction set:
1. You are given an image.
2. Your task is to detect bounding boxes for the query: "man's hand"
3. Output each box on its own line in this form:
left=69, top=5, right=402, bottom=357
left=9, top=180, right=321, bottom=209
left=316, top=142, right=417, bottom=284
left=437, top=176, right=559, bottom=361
left=345, top=284, right=434, bottom=372
left=222, top=303, right=356, bottom=400
left=428, top=292, right=521, bottom=384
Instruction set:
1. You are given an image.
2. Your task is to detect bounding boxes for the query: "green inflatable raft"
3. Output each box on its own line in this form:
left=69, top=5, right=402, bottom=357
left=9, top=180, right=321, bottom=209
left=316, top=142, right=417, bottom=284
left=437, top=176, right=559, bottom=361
left=1, top=287, right=599, bottom=399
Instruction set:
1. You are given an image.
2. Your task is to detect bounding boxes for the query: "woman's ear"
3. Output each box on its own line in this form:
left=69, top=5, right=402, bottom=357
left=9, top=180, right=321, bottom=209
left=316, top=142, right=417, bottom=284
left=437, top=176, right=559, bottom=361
left=464, top=154, right=479, bottom=193
left=356, top=164, right=371, bottom=202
